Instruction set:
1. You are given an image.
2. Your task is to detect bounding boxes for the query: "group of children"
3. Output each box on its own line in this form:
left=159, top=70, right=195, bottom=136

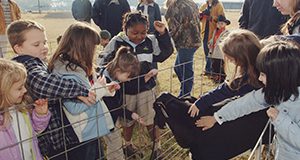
left=1, top=8, right=300, bottom=160
left=0, top=10, right=173, bottom=160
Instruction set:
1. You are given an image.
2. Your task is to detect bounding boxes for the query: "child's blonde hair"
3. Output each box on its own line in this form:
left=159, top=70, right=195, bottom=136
left=0, top=58, right=27, bottom=128
left=48, top=22, right=100, bottom=76
left=221, top=29, right=262, bottom=90
left=7, top=20, right=45, bottom=52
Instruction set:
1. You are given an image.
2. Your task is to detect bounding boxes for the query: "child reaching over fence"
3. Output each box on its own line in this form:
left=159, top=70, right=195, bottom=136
left=8, top=20, right=96, bottom=159
left=100, top=46, right=145, bottom=160
left=186, top=29, right=271, bottom=160
left=197, top=40, right=300, bottom=160
left=0, top=58, right=50, bottom=160
left=48, top=22, right=119, bottom=160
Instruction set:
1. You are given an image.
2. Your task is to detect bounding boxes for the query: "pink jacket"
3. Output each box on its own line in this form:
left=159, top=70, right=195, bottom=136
left=0, top=110, right=50, bottom=160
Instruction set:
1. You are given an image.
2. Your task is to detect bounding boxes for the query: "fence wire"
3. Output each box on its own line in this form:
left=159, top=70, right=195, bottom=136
left=1, top=43, right=273, bottom=160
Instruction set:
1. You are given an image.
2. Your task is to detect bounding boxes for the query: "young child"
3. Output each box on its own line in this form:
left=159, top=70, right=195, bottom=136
left=186, top=29, right=272, bottom=160
left=48, top=22, right=118, bottom=160
left=197, top=40, right=300, bottom=160
left=101, top=46, right=144, bottom=160
left=0, top=58, right=50, bottom=160
left=7, top=20, right=95, bottom=159
left=100, top=11, right=174, bottom=158
left=100, top=30, right=111, bottom=48
left=208, top=15, right=230, bottom=83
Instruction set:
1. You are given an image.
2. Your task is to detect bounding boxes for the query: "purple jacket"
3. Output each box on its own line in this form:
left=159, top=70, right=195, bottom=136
left=0, top=110, right=51, bottom=160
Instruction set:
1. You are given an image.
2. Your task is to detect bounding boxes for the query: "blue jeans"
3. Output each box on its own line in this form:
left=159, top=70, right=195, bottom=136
left=174, top=48, right=197, bottom=97
left=203, top=37, right=212, bottom=73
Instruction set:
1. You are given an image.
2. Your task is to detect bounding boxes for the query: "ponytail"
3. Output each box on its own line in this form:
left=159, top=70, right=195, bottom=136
left=106, top=46, right=140, bottom=80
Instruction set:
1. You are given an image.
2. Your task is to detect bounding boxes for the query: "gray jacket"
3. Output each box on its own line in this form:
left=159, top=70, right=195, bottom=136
left=214, top=88, right=300, bottom=160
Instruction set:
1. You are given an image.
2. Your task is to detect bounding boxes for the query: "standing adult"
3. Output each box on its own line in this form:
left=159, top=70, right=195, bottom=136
left=199, top=0, right=225, bottom=75
left=137, top=0, right=161, bottom=34
left=165, top=0, right=201, bottom=97
left=71, top=0, right=92, bottom=23
left=239, top=0, right=287, bottom=38
left=92, top=0, right=130, bottom=37
left=273, top=0, right=300, bottom=35
left=0, top=0, right=20, bottom=57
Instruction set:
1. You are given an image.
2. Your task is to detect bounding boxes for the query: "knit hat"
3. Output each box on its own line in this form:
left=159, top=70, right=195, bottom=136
left=217, top=15, right=231, bottom=25
left=99, top=30, right=111, bottom=40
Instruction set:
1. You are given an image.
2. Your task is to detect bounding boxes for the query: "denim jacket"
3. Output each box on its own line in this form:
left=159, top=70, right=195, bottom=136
left=215, top=88, right=300, bottom=160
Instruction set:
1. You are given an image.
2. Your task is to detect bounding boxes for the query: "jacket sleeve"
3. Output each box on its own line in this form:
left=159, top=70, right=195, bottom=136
left=100, top=36, right=118, bottom=65
left=92, top=81, right=115, bottom=101
left=11, top=1, right=21, bottom=20
left=152, top=30, right=174, bottom=63
left=92, top=0, right=103, bottom=28
left=31, top=110, right=51, bottom=133
left=71, top=1, right=78, bottom=19
left=154, top=4, right=162, bottom=21
left=214, top=89, right=268, bottom=125
left=63, top=99, right=91, bottom=115
left=212, top=3, right=225, bottom=22
left=122, top=0, right=131, bottom=14
left=195, top=83, right=236, bottom=111
left=25, top=59, right=89, bottom=99
left=238, top=0, right=250, bottom=29
left=273, top=110, right=300, bottom=150
left=88, top=1, right=92, bottom=21
left=199, top=3, right=206, bottom=12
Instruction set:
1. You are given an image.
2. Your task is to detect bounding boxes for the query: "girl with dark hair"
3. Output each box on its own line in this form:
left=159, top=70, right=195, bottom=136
left=186, top=29, right=270, bottom=160
left=198, top=40, right=300, bottom=160
left=199, top=0, right=225, bottom=75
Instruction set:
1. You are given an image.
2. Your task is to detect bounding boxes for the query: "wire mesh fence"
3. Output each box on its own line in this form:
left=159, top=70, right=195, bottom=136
left=0, top=42, right=274, bottom=160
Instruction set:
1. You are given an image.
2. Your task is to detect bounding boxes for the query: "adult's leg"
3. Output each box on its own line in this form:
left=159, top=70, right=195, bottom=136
left=176, top=48, right=197, bottom=97
left=203, top=37, right=212, bottom=73
left=174, top=50, right=183, bottom=83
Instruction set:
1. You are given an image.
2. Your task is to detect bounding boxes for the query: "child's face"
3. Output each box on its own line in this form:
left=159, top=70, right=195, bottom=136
left=14, top=29, right=49, bottom=61
left=258, top=72, right=267, bottom=85
left=217, top=22, right=227, bottom=29
left=126, top=24, right=147, bottom=45
left=100, top=38, right=110, bottom=47
left=116, top=71, right=130, bottom=82
left=8, top=79, right=27, bottom=105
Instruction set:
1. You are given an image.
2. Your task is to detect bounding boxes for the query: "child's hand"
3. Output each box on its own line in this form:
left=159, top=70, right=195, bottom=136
left=188, top=104, right=199, bottom=117
left=97, top=76, right=107, bottom=86
left=34, top=99, right=48, bottom=116
left=107, top=81, right=120, bottom=93
left=154, top=21, right=166, bottom=35
left=267, top=107, right=279, bottom=121
left=145, top=69, right=158, bottom=83
left=195, top=116, right=217, bottom=131
left=131, top=113, right=145, bottom=125
left=78, top=91, right=96, bottom=106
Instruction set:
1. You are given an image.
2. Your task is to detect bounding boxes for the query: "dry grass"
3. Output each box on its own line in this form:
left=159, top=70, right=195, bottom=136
left=18, top=10, right=251, bottom=160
